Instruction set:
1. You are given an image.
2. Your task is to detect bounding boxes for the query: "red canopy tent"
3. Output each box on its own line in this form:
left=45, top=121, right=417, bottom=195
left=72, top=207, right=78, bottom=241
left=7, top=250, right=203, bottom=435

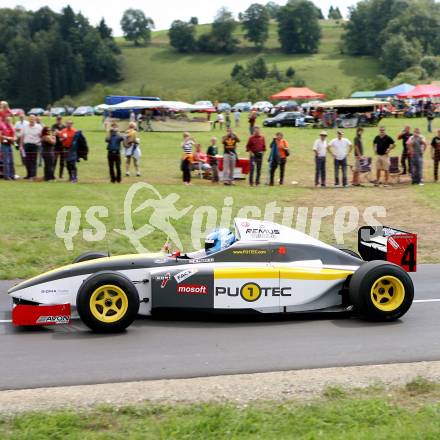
left=397, top=84, right=440, bottom=99
left=269, top=87, right=325, bottom=101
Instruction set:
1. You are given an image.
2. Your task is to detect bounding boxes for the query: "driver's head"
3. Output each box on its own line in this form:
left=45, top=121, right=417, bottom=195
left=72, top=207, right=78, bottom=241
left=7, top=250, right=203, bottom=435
left=205, top=228, right=236, bottom=255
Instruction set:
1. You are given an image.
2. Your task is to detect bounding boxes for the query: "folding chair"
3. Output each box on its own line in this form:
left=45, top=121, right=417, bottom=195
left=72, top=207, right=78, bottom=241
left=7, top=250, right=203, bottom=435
left=353, top=157, right=374, bottom=183
left=389, top=156, right=402, bottom=183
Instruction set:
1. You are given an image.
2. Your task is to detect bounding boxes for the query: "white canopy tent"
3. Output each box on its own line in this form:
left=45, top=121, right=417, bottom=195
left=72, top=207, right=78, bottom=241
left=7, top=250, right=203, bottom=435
left=105, top=99, right=211, bottom=112
left=320, top=99, right=389, bottom=108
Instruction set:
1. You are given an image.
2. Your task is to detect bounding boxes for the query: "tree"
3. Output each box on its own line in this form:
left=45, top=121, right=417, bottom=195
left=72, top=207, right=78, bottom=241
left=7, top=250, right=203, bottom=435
left=277, top=0, right=321, bottom=54
left=285, top=66, right=296, bottom=79
left=241, top=3, right=270, bottom=49
left=420, top=56, right=440, bottom=77
left=328, top=6, right=342, bottom=20
left=247, top=57, right=268, bottom=80
left=189, top=16, right=198, bottom=25
left=231, top=63, right=245, bottom=78
left=169, top=20, right=197, bottom=53
left=120, top=9, right=154, bottom=46
left=98, top=18, right=113, bottom=40
left=265, top=1, right=281, bottom=19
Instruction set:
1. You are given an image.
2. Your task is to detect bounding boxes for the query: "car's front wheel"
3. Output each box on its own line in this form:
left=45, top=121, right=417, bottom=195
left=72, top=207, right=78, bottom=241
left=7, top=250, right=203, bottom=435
left=349, top=261, right=414, bottom=321
left=76, top=272, right=140, bottom=333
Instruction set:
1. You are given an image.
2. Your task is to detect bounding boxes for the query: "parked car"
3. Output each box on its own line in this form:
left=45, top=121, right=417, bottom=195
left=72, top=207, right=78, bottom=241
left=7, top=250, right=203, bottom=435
left=252, top=101, right=274, bottom=112
left=73, top=106, right=94, bottom=116
left=65, top=106, right=75, bottom=115
left=11, top=108, right=25, bottom=117
left=263, top=111, right=314, bottom=128
left=194, top=100, right=214, bottom=108
left=27, top=108, right=45, bottom=116
left=217, top=102, right=231, bottom=112
left=50, top=107, right=66, bottom=117
left=231, top=102, right=252, bottom=112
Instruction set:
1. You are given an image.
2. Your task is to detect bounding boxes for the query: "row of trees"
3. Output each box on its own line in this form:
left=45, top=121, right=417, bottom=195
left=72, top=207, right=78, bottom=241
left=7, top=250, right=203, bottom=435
left=343, top=0, right=440, bottom=83
left=0, top=6, right=120, bottom=109
left=168, top=1, right=322, bottom=55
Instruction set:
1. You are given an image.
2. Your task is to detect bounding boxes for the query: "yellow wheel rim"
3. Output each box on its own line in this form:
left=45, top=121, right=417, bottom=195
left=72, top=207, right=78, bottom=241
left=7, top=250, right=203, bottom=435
left=370, top=276, right=405, bottom=312
left=89, top=284, right=128, bottom=323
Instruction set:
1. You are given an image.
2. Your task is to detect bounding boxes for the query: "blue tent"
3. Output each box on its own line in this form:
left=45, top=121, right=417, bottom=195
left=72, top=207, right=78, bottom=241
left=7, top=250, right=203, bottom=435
left=376, top=84, right=414, bottom=98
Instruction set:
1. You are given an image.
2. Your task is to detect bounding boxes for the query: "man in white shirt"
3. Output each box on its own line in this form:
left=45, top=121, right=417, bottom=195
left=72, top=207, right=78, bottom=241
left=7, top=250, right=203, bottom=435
left=20, top=115, right=42, bottom=180
left=313, top=131, right=328, bottom=187
left=328, top=130, right=353, bottom=187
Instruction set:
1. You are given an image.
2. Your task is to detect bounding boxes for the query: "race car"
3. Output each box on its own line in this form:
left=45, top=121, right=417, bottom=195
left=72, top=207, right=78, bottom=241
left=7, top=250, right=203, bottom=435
left=8, top=219, right=417, bottom=333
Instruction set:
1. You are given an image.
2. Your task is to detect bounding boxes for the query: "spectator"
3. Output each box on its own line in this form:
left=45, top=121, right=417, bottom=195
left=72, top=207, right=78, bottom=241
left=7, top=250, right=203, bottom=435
left=246, top=126, right=266, bottom=187
left=427, top=107, right=435, bottom=133
left=193, top=144, right=211, bottom=174
left=0, top=101, right=12, bottom=122
left=0, top=116, right=16, bottom=180
left=328, top=130, right=352, bottom=187
left=106, top=123, right=124, bottom=183
left=181, top=132, right=194, bottom=185
left=14, top=114, right=28, bottom=166
left=268, top=131, right=289, bottom=186
left=129, top=110, right=136, bottom=124
left=407, top=128, right=427, bottom=186
left=51, top=116, right=66, bottom=179
left=213, top=112, right=224, bottom=130
left=397, top=125, right=412, bottom=175
left=124, top=122, right=141, bottom=177
left=40, top=126, right=56, bottom=181
left=431, top=129, right=440, bottom=183
left=313, top=131, right=328, bottom=187
left=20, top=115, right=42, bottom=180
left=225, top=112, right=231, bottom=129
left=206, top=137, right=219, bottom=183
left=373, top=126, right=395, bottom=187
left=222, top=127, right=240, bottom=186
left=59, top=120, right=78, bottom=182
left=248, top=110, right=257, bottom=134
left=352, top=127, right=364, bottom=187
left=234, top=109, right=241, bottom=127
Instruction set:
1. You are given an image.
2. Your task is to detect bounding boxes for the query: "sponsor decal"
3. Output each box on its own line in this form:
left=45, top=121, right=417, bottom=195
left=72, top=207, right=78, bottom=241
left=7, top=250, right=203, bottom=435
left=174, top=268, right=198, bottom=283
left=154, top=258, right=170, bottom=264
left=40, top=289, right=69, bottom=295
left=177, top=284, right=208, bottom=295
left=232, top=249, right=267, bottom=256
left=215, top=282, right=292, bottom=302
left=188, top=258, right=214, bottom=264
left=241, top=221, right=251, bottom=228
left=278, top=246, right=287, bottom=255
left=36, top=315, right=70, bottom=324
left=245, top=226, right=280, bottom=239
left=155, top=272, right=171, bottom=288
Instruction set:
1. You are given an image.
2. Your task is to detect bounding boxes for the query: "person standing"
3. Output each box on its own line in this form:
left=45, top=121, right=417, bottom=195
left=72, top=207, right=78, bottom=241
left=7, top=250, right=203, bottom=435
left=234, top=109, right=241, bottom=127
left=0, top=116, right=16, bottom=180
left=181, top=132, right=194, bottom=185
left=20, top=115, right=42, bottom=180
left=106, top=123, right=124, bottom=183
left=59, top=120, right=78, bottom=182
left=222, top=128, right=240, bottom=186
left=313, top=131, right=328, bottom=187
left=268, top=132, right=289, bottom=186
left=427, top=107, right=435, bottom=133
left=352, top=127, right=364, bottom=186
left=51, top=116, right=66, bottom=178
left=328, top=130, right=352, bottom=187
left=431, top=129, right=440, bottom=182
left=206, top=137, right=219, bottom=183
left=40, top=127, right=56, bottom=181
left=397, top=125, right=412, bottom=175
left=213, top=112, right=224, bottom=130
left=373, top=127, right=395, bottom=186
left=124, top=122, right=141, bottom=177
left=246, top=126, right=266, bottom=187
left=248, top=110, right=257, bottom=134
left=225, top=112, right=231, bottom=129
left=407, top=128, right=427, bottom=186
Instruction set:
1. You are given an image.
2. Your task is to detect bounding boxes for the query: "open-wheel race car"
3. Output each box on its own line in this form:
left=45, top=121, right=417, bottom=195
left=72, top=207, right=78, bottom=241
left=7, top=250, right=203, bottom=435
left=8, top=219, right=417, bottom=333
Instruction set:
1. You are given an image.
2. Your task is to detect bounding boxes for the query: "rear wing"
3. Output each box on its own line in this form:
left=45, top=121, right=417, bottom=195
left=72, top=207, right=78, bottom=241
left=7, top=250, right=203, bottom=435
left=358, top=226, right=417, bottom=272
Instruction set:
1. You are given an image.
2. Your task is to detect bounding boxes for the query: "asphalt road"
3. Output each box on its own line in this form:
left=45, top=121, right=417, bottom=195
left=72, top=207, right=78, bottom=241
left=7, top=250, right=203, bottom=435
left=1, top=265, right=440, bottom=391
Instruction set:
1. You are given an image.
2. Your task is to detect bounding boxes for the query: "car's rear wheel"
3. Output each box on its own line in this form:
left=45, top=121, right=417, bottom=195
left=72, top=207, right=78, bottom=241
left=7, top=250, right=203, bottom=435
left=349, top=261, right=413, bottom=321
left=76, top=272, right=140, bottom=333
left=74, top=251, right=108, bottom=264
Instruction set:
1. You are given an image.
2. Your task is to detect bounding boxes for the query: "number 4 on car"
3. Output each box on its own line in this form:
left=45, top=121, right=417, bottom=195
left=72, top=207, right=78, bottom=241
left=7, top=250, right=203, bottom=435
left=9, top=219, right=416, bottom=333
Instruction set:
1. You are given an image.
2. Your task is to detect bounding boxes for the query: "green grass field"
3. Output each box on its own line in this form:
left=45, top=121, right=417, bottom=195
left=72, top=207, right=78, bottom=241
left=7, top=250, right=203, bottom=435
left=75, top=20, right=380, bottom=104
left=1, top=115, right=439, bottom=279
left=2, top=379, right=440, bottom=439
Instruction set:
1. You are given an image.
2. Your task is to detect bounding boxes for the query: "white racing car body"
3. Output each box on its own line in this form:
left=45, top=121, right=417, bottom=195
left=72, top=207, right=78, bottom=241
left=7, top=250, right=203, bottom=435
left=8, top=219, right=416, bottom=332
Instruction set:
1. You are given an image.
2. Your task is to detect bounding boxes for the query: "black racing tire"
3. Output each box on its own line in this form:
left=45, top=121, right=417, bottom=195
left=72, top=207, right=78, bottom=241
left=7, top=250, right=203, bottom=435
left=74, top=251, right=108, bottom=264
left=349, top=261, right=414, bottom=321
left=337, top=248, right=362, bottom=260
left=76, top=271, right=140, bottom=333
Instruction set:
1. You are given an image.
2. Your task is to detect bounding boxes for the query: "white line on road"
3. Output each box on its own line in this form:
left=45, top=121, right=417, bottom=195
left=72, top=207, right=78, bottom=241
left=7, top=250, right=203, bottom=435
left=414, top=299, right=440, bottom=303
left=0, top=320, right=12, bottom=323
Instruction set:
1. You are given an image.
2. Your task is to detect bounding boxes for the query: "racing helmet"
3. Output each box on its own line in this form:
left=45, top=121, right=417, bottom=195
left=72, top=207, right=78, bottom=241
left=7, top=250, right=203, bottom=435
left=205, top=228, right=237, bottom=255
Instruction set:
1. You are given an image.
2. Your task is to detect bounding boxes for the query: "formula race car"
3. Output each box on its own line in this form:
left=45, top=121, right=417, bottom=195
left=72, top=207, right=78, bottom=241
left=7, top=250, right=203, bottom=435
left=8, top=219, right=417, bottom=333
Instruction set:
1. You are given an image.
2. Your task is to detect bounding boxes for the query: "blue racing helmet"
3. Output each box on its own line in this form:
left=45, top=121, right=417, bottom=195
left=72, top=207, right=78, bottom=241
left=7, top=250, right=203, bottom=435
left=205, top=228, right=237, bottom=255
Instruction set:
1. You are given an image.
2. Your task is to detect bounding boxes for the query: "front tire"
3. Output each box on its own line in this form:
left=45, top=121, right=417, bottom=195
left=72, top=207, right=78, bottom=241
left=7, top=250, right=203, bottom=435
left=349, top=261, right=414, bottom=321
left=76, top=272, right=140, bottom=333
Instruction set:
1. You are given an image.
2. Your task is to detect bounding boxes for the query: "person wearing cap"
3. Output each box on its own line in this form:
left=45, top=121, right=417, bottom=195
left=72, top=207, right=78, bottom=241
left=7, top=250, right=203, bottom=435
left=373, top=126, right=395, bottom=186
left=313, top=131, right=328, bottom=187
left=328, top=130, right=352, bottom=187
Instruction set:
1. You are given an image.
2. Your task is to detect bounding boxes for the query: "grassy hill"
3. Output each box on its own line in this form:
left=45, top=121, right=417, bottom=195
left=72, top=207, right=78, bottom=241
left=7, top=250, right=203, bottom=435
left=75, top=20, right=380, bottom=104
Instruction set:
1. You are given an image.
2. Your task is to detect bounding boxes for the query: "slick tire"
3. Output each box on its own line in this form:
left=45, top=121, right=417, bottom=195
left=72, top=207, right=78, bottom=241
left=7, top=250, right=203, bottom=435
left=77, top=271, right=140, bottom=333
left=74, top=251, right=108, bottom=264
left=349, top=261, right=414, bottom=321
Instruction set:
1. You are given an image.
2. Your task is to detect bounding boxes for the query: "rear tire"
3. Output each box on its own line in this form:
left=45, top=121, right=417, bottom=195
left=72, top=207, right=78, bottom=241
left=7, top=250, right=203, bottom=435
left=76, top=271, right=140, bottom=333
left=349, top=261, right=413, bottom=321
left=74, top=251, right=108, bottom=264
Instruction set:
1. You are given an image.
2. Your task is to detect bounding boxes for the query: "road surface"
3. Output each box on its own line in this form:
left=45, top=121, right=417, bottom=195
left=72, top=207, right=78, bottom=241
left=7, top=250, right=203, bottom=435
left=1, top=265, right=439, bottom=390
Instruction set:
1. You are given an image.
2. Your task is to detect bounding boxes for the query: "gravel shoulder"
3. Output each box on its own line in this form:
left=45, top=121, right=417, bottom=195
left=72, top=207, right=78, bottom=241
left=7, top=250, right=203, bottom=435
left=2, top=361, right=440, bottom=414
